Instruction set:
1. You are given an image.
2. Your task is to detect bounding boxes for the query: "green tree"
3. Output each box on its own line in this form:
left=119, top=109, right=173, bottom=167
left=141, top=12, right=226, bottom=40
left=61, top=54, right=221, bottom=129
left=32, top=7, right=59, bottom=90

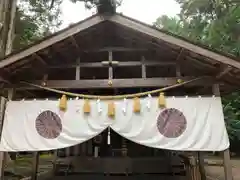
left=154, top=0, right=240, bottom=141
left=51, top=0, right=122, bottom=13
left=154, top=0, right=240, bottom=56
left=14, top=0, right=62, bottom=50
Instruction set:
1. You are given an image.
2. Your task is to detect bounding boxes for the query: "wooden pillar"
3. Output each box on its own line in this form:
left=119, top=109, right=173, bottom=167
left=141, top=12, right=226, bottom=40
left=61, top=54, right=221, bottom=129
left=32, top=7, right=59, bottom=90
left=0, top=90, right=15, bottom=180
left=108, top=51, right=113, bottom=79
left=87, top=140, right=93, bottom=156
left=176, top=49, right=183, bottom=78
left=75, top=58, right=80, bottom=80
left=0, top=97, right=7, bottom=180
left=74, top=144, right=79, bottom=156
left=197, top=152, right=206, bottom=180
left=212, top=83, right=233, bottom=180
left=223, top=149, right=232, bottom=180
left=66, top=147, right=71, bottom=157
left=7, top=89, right=16, bottom=161
left=141, top=56, right=146, bottom=78
left=0, top=0, right=17, bottom=174
left=0, top=0, right=17, bottom=57
left=81, top=142, right=86, bottom=156
left=52, top=150, right=58, bottom=175
left=31, top=152, right=39, bottom=180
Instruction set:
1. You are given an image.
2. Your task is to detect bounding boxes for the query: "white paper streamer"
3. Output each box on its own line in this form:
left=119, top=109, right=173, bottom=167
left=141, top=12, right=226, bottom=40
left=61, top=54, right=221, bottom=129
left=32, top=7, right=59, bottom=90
left=146, top=94, right=152, bottom=110
left=107, top=127, right=111, bottom=145
left=122, top=98, right=127, bottom=115
left=0, top=97, right=229, bottom=152
left=97, top=99, right=102, bottom=113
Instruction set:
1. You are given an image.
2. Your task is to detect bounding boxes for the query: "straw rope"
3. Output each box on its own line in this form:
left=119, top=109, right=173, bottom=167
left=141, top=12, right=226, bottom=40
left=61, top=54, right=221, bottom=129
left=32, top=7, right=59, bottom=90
left=21, top=77, right=202, bottom=100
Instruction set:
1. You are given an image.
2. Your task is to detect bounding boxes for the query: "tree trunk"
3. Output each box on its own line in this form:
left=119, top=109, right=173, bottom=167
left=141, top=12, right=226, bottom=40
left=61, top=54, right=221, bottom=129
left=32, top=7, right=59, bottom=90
left=0, top=0, right=17, bottom=57
left=0, top=0, right=17, bottom=165
left=97, top=0, right=116, bottom=14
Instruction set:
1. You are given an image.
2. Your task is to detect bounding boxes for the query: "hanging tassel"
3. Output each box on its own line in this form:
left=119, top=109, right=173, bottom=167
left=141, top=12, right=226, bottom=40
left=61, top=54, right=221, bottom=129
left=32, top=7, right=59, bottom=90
left=83, top=99, right=91, bottom=114
left=133, top=97, right=141, bottom=113
left=108, top=101, right=115, bottom=118
left=59, top=94, right=67, bottom=111
left=158, top=92, right=166, bottom=108
left=107, top=127, right=111, bottom=145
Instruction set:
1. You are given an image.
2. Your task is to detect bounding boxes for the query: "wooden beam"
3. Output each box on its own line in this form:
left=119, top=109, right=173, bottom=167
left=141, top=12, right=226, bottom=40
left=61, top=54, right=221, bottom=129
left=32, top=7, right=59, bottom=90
left=197, top=152, right=206, bottom=180
left=6, top=89, right=16, bottom=163
left=176, top=49, right=184, bottom=77
left=40, top=74, right=48, bottom=86
left=223, top=149, right=233, bottom=180
left=14, top=77, right=212, bottom=90
left=31, top=151, right=39, bottom=180
left=216, top=65, right=232, bottom=79
left=213, top=84, right=233, bottom=180
left=0, top=76, right=10, bottom=84
left=75, top=58, right=80, bottom=80
left=110, top=14, right=240, bottom=69
left=83, top=47, right=147, bottom=52
left=117, top=29, right=179, bottom=56
left=141, top=56, right=146, bottom=78
left=212, top=84, right=233, bottom=180
left=185, top=56, right=216, bottom=70
left=69, top=35, right=80, bottom=51
left=0, top=15, right=104, bottom=68
left=73, top=60, right=175, bottom=67
left=212, top=83, right=220, bottom=96
left=199, top=66, right=232, bottom=94
left=32, top=53, right=46, bottom=65
left=43, top=74, right=48, bottom=81
left=19, top=60, right=176, bottom=70
left=108, top=51, right=113, bottom=79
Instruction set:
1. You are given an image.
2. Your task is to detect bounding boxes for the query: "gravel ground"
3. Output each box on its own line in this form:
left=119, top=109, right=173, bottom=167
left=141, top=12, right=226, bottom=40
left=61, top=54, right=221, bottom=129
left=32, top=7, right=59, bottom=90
left=205, top=158, right=240, bottom=180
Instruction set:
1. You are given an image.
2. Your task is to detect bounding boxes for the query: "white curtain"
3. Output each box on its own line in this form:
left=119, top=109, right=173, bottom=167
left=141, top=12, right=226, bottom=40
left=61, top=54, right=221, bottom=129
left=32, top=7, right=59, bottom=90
left=0, top=97, right=229, bottom=152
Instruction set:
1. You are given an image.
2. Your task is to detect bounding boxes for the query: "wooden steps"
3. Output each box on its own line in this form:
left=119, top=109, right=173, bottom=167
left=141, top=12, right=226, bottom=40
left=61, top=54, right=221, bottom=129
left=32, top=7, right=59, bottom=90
left=54, top=157, right=186, bottom=176
left=49, top=174, right=187, bottom=180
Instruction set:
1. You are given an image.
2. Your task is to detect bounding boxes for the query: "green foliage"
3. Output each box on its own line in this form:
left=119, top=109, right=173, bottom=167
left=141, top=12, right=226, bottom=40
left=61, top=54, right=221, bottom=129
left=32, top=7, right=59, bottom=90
left=51, top=0, right=122, bottom=13
left=70, top=0, right=122, bottom=10
left=223, top=93, right=240, bottom=140
left=13, top=0, right=62, bottom=50
left=154, top=0, right=240, bottom=56
left=154, top=0, right=240, bottom=140
left=14, top=0, right=123, bottom=50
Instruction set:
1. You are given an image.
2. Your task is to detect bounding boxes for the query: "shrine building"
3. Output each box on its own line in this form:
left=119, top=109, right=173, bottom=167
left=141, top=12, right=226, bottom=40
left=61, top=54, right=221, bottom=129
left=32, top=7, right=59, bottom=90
left=0, top=12, right=239, bottom=180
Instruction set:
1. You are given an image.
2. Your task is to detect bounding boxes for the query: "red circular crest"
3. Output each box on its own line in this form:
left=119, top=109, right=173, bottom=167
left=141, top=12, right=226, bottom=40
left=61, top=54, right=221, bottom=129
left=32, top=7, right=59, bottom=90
left=157, top=108, right=187, bottom=138
left=35, top=110, right=62, bottom=139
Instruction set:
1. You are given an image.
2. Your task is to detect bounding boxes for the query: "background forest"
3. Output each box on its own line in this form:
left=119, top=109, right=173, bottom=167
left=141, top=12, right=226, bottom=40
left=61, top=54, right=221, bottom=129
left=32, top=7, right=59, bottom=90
left=1, top=0, right=240, bottom=150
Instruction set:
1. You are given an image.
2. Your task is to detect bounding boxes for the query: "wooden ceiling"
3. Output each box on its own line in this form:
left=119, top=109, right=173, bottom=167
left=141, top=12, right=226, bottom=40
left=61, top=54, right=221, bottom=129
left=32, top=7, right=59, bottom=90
left=0, top=13, right=239, bottom=98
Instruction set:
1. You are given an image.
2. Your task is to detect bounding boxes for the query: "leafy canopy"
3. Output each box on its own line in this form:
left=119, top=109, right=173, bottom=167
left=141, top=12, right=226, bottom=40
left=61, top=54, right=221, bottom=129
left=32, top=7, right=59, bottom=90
left=154, top=0, right=240, bottom=140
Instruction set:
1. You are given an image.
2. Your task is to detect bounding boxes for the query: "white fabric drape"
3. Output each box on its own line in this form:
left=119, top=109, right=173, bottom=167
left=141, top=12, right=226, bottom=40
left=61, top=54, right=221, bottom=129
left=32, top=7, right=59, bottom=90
left=0, top=97, right=229, bottom=152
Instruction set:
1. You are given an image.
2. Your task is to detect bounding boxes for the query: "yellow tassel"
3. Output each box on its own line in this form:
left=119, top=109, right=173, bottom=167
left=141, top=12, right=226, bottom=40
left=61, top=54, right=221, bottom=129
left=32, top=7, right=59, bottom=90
left=59, top=94, right=67, bottom=111
left=158, top=92, right=166, bottom=108
left=83, top=99, right=91, bottom=114
left=108, top=101, right=115, bottom=118
left=133, top=97, right=141, bottom=113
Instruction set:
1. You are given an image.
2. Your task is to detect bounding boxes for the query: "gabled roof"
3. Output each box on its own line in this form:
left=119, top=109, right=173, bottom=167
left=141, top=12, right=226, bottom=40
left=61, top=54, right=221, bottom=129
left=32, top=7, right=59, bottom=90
left=0, top=13, right=240, bottom=94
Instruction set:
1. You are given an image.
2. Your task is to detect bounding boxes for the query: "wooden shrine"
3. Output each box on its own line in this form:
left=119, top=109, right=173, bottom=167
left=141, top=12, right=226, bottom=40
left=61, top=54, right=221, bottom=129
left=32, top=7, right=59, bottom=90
left=0, top=12, right=238, bottom=180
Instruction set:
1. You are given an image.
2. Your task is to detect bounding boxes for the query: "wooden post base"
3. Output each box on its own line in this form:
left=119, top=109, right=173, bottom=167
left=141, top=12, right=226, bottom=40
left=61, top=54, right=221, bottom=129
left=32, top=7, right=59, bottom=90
left=223, top=149, right=233, bottom=180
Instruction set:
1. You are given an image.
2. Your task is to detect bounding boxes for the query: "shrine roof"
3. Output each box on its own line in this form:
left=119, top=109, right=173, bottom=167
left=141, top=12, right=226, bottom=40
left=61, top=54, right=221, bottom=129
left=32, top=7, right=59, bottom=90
left=0, top=13, right=240, bottom=95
